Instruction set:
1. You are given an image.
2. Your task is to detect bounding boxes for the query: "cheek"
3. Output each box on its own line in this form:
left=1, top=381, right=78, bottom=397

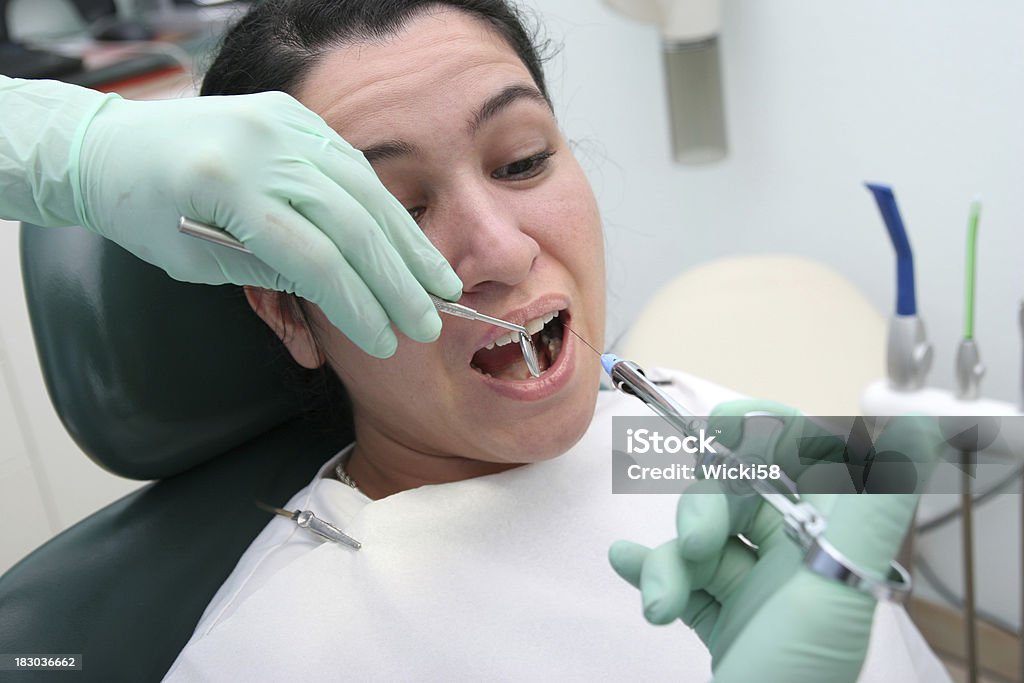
left=319, top=329, right=438, bottom=406
left=540, top=171, right=605, bottom=280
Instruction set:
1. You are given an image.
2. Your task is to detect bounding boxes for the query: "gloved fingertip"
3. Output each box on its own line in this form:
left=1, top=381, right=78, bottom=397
left=642, top=587, right=675, bottom=626
left=677, top=528, right=716, bottom=562
left=412, top=307, right=443, bottom=342
left=675, top=493, right=728, bottom=562
left=607, top=540, right=627, bottom=565
left=433, top=267, right=463, bottom=302
left=608, top=540, right=646, bottom=589
left=369, top=328, right=398, bottom=358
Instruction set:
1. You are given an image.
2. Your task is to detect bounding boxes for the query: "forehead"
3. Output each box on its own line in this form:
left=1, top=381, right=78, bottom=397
left=295, top=9, right=537, bottom=147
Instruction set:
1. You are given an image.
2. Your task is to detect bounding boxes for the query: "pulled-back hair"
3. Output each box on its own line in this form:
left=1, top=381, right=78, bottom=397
left=201, top=0, right=551, bottom=101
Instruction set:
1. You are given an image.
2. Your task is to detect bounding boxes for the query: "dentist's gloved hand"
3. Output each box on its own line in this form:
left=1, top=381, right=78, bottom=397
left=0, top=76, right=461, bottom=357
left=608, top=400, right=941, bottom=683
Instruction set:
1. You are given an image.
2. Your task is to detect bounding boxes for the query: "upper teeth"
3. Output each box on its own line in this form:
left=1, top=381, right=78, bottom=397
left=482, top=310, right=559, bottom=350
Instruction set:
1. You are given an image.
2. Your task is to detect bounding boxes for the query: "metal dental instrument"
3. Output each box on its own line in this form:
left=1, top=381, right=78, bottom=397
left=600, top=353, right=811, bottom=539
left=179, top=217, right=254, bottom=253
left=428, top=295, right=541, bottom=378
left=956, top=197, right=985, bottom=400
left=178, top=217, right=541, bottom=377
left=865, top=183, right=933, bottom=391
left=255, top=501, right=361, bottom=550
left=601, top=352, right=912, bottom=602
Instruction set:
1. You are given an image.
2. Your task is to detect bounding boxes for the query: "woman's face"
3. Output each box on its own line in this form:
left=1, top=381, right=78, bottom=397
left=265, top=9, right=605, bottom=473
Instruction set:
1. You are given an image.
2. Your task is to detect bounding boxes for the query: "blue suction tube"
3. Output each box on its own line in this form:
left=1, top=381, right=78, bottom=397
left=866, top=183, right=918, bottom=316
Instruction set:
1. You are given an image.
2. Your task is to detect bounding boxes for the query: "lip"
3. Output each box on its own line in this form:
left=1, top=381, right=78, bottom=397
left=471, top=305, right=576, bottom=402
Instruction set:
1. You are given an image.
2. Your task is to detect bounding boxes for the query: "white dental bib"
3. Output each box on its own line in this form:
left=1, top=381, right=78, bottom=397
left=165, top=370, right=947, bottom=682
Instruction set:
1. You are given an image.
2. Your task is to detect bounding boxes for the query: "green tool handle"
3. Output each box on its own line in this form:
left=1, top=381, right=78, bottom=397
left=964, top=198, right=981, bottom=339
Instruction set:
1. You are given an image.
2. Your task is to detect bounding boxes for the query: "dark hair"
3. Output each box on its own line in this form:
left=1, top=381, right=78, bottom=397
left=200, top=0, right=551, bottom=102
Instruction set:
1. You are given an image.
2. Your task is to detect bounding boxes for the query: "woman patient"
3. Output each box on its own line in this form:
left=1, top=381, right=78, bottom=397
left=166, top=1, right=948, bottom=680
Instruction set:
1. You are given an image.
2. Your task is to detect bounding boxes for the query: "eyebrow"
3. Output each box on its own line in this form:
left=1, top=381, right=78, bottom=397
left=358, top=83, right=551, bottom=164
left=360, top=139, right=420, bottom=164
left=468, top=83, right=550, bottom=135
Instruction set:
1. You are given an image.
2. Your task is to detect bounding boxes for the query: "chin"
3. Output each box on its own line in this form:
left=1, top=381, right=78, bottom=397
left=504, top=369, right=601, bottom=464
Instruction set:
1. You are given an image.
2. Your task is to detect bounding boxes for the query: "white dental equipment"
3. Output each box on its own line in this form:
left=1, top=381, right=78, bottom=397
left=603, top=0, right=727, bottom=164
left=601, top=352, right=913, bottom=603
left=866, top=183, right=933, bottom=391
left=178, top=217, right=541, bottom=378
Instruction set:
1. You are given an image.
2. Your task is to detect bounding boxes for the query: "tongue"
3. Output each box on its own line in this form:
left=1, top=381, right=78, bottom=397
left=471, top=341, right=528, bottom=376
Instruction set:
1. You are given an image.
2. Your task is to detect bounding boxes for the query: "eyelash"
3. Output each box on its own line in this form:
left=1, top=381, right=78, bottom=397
left=405, top=150, right=556, bottom=223
left=492, top=149, right=556, bottom=181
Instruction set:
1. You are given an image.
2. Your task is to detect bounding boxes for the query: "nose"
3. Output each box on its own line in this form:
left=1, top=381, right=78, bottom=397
left=440, top=182, right=540, bottom=295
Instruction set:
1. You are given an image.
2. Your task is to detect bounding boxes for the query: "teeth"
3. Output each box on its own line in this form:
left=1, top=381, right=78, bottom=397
left=484, top=331, right=517, bottom=350
left=480, top=310, right=562, bottom=351
left=524, top=310, right=559, bottom=336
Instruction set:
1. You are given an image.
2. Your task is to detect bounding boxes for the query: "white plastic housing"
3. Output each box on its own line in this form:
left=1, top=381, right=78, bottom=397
left=604, top=0, right=720, bottom=42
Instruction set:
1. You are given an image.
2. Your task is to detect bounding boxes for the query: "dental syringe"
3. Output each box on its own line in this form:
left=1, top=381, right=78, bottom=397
left=600, top=352, right=914, bottom=601
left=600, top=353, right=821, bottom=547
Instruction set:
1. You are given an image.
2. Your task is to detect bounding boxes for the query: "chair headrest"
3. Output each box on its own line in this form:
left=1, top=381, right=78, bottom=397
left=20, top=224, right=304, bottom=480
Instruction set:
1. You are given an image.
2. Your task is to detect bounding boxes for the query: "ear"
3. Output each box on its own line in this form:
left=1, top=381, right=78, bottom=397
left=243, top=286, right=325, bottom=370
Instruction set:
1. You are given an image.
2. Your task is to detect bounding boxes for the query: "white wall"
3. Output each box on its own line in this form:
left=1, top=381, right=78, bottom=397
left=536, top=0, right=1023, bottom=405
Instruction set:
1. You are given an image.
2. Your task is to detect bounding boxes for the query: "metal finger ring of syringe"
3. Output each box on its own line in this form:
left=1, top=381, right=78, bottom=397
left=601, top=353, right=913, bottom=603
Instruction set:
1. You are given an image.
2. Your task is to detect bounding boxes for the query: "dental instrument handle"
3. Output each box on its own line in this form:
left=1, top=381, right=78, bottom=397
left=427, top=295, right=541, bottom=378
left=294, top=510, right=362, bottom=550
left=600, top=354, right=802, bottom=512
left=179, top=220, right=542, bottom=377
left=427, top=294, right=526, bottom=334
left=428, top=295, right=478, bottom=320
left=255, top=501, right=361, bottom=550
left=179, top=217, right=254, bottom=254
left=179, top=222, right=521, bottom=336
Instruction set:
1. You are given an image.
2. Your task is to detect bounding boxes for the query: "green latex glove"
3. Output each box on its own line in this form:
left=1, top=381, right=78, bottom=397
left=609, top=400, right=941, bottom=683
left=0, top=76, right=461, bottom=357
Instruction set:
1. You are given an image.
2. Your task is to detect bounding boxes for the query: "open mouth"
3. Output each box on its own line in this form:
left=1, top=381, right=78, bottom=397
left=470, top=309, right=567, bottom=381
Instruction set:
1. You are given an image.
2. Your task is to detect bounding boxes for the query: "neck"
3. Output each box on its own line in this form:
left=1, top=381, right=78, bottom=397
left=344, top=418, right=521, bottom=500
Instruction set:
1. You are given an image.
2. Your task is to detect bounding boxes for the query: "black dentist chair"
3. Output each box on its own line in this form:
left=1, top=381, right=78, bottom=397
left=0, top=224, right=354, bottom=682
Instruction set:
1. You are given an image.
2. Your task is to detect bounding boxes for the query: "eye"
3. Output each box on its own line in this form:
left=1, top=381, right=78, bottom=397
left=407, top=206, right=426, bottom=223
left=492, top=150, right=556, bottom=181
